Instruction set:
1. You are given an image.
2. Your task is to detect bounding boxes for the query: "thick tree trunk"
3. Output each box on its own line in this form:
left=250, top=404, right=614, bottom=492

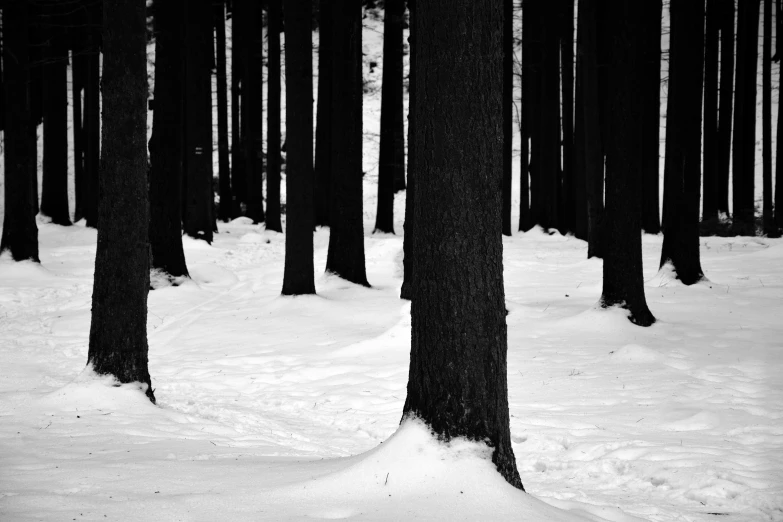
left=231, top=0, right=245, bottom=217
left=404, top=0, right=523, bottom=490
left=325, top=0, right=369, bottom=286
left=762, top=0, right=774, bottom=234
left=88, top=0, right=154, bottom=403
left=501, top=0, right=513, bottom=236
left=149, top=0, right=189, bottom=280
left=732, top=0, right=761, bottom=231
left=375, top=0, right=405, bottom=234
left=601, top=0, right=655, bottom=326
left=400, top=0, right=416, bottom=300
left=243, top=0, right=265, bottom=224
left=281, top=0, right=316, bottom=296
left=640, top=0, right=662, bottom=234
left=183, top=0, right=215, bottom=242
left=314, top=0, right=333, bottom=227
left=717, top=0, right=735, bottom=216
left=1, top=1, right=39, bottom=262
left=83, top=2, right=101, bottom=229
left=267, top=0, right=283, bottom=232
left=215, top=0, right=232, bottom=223
left=703, top=0, right=721, bottom=223
left=560, top=0, right=575, bottom=234
left=519, top=0, right=533, bottom=232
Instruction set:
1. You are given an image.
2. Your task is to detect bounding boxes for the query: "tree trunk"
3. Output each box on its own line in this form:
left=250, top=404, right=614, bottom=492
left=717, top=0, right=735, bottom=216
left=281, top=0, right=316, bottom=296
left=215, top=0, right=232, bottom=223
left=83, top=2, right=101, bottom=229
left=183, top=0, right=215, bottom=242
left=88, top=0, right=155, bottom=403
left=1, top=1, right=39, bottom=262
left=573, top=38, right=587, bottom=241
left=325, top=0, right=369, bottom=286
left=267, top=0, right=283, bottom=232
left=149, top=0, right=189, bottom=280
left=400, top=0, right=416, bottom=300
left=762, top=0, right=774, bottom=234
left=703, top=0, right=720, bottom=223
left=40, top=4, right=72, bottom=226
left=404, top=0, right=524, bottom=490
left=243, top=0, right=265, bottom=224
left=231, top=0, right=245, bottom=217
left=601, top=0, right=655, bottom=326
left=776, top=0, right=783, bottom=230
left=71, top=13, right=87, bottom=223
left=502, top=0, right=513, bottom=236
left=519, top=0, right=533, bottom=232
left=314, top=0, right=333, bottom=227
left=560, top=0, right=575, bottom=234
left=375, top=0, right=405, bottom=234
left=732, top=0, right=761, bottom=231
left=640, top=0, right=662, bottom=234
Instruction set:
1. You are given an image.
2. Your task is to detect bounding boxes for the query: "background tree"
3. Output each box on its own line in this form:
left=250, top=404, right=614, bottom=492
left=518, top=0, right=533, bottom=232
left=762, top=0, right=774, bottom=235
left=71, top=5, right=88, bottom=223
left=231, top=0, right=246, bottom=217
left=243, top=0, right=265, bottom=224
left=776, top=0, right=783, bottom=230
left=400, top=0, right=416, bottom=300
left=600, top=0, right=655, bottom=326
left=215, top=0, right=232, bottom=223
left=83, top=1, right=102, bottom=228
left=718, top=0, right=736, bottom=217
left=640, top=0, right=662, bottom=234
left=1, top=0, right=39, bottom=262
left=281, top=0, right=316, bottom=296
left=559, top=0, right=575, bottom=234
left=325, top=0, right=369, bottom=286
left=314, top=0, right=333, bottom=227
left=404, top=0, right=524, bottom=490
left=502, top=0, right=513, bottom=236
left=267, top=0, right=283, bottom=233
left=704, top=0, right=721, bottom=223
left=88, top=0, right=155, bottom=403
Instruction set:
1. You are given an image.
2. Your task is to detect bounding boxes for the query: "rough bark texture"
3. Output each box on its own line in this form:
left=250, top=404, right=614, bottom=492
left=1, top=1, right=39, bottom=262
left=281, top=0, right=316, bottom=296
left=88, top=0, right=155, bottom=403
left=640, top=0, right=662, bottom=234
left=762, top=0, right=774, bottom=234
left=718, top=0, right=736, bottom=217
left=83, top=2, right=101, bottom=229
left=149, top=0, right=189, bottom=279
left=501, top=0, right=513, bottom=236
left=703, top=0, right=721, bottom=223
left=215, top=0, right=232, bottom=223
left=267, top=0, right=283, bottom=233
left=243, top=0, right=265, bottom=224
left=325, top=0, right=369, bottom=286
left=314, top=0, right=333, bottom=227
left=560, top=0, right=575, bottom=234
left=375, top=0, right=405, bottom=234
left=403, top=0, right=524, bottom=491
left=400, top=0, right=416, bottom=300
left=601, top=0, right=656, bottom=327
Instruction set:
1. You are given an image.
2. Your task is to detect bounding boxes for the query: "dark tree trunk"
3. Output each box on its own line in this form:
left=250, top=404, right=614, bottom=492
left=601, top=0, right=655, bottom=326
left=703, top=0, right=720, bottom=223
left=640, top=0, right=662, bottom=234
left=776, top=0, right=783, bottom=230
left=573, top=43, right=587, bottom=240
left=660, top=0, right=705, bottom=284
left=183, top=0, right=215, bottom=242
left=314, top=0, right=333, bottom=227
left=404, top=0, right=524, bottom=490
left=267, top=0, right=283, bottom=232
left=732, top=0, right=761, bottom=231
left=281, top=0, right=316, bottom=296
left=1, top=1, right=39, bottom=262
left=215, top=0, right=232, bottom=223
left=400, top=0, right=416, bottom=300
left=762, top=0, right=774, bottom=234
left=560, top=0, right=575, bottom=234
left=375, top=0, right=405, bottom=234
left=40, top=4, right=72, bottom=226
left=231, top=0, right=245, bottom=217
left=71, top=15, right=87, bottom=223
left=149, top=0, right=189, bottom=279
left=83, top=2, right=101, bottom=229
left=243, top=0, right=265, bottom=224
left=717, top=0, right=736, bottom=217
left=88, top=0, right=155, bottom=403
left=519, top=0, right=533, bottom=232
left=325, top=0, right=369, bottom=286
left=501, top=0, right=513, bottom=236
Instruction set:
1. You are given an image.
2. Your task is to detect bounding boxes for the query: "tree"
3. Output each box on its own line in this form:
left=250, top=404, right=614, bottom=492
left=640, top=0, right=662, bottom=234
left=519, top=0, right=533, bottom=232
left=1, top=0, right=39, bottom=262
left=559, top=0, right=575, bottom=234
left=403, top=0, right=523, bottom=490
left=325, top=0, right=369, bottom=286
left=717, top=0, right=736, bottom=217
left=281, top=0, right=316, bottom=296
left=314, top=0, right=333, bottom=227
left=267, top=0, right=283, bottom=233
left=659, top=0, right=705, bottom=284
left=83, top=1, right=102, bottom=228
left=776, top=0, right=783, bottom=230
left=501, top=0, right=513, bottom=236
left=215, top=0, right=232, bottom=223
left=600, top=0, right=655, bottom=326
left=231, top=0, right=246, bottom=217
left=400, top=0, right=416, bottom=300
left=762, top=0, right=774, bottom=235
left=71, top=6, right=87, bottom=223
left=703, top=0, right=721, bottom=223
left=149, top=0, right=189, bottom=280
left=243, top=0, right=265, bottom=224
left=88, top=0, right=155, bottom=403
left=375, top=0, right=405, bottom=234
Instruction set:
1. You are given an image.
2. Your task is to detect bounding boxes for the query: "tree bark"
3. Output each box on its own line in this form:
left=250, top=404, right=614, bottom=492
left=400, top=0, right=416, bottom=300
left=215, top=0, right=232, bottom=223
left=404, top=0, right=524, bottom=490
left=502, top=0, right=513, bottom=236
left=83, top=2, right=101, bottom=229
left=560, top=0, right=575, bottom=234
left=762, top=0, right=774, bottom=234
left=88, top=0, right=155, bottom=403
left=776, top=0, right=783, bottom=230
left=314, top=0, right=333, bottom=227
left=281, top=0, right=316, bottom=296
left=717, top=0, right=735, bottom=216
left=70, top=11, right=87, bottom=223
left=640, top=0, right=662, bottom=234
left=519, top=0, right=533, bottom=232
left=325, top=0, right=369, bottom=286
left=231, top=0, right=245, bottom=217
left=703, top=0, right=720, bottom=223
left=243, top=0, right=265, bottom=224
left=601, top=0, right=655, bottom=326
left=1, top=1, right=39, bottom=262
left=267, top=0, right=283, bottom=232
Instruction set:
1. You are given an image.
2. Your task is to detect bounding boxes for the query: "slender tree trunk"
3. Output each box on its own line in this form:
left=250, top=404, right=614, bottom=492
left=41, top=4, right=72, bottom=226
left=502, top=0, right=513, bottom=236
left=776, top=0, right=783, bottom=230
left=375, top=0, right=405, bottom=234
left=314, top=0, right=333, bottom=227
left=281, top=0, right=316, bottom=296
left=733, top=0, right=761, bottom=231
left=215, top=0, right=232, bottom=223
left=703, top=0, right=721, bottom=223
left=573, top=38, right=587, bottom=241
left=717, top=0, right=735, bottom=216
left=325, top=0, right=369, bottom=286
left=660, top=0, right=705, bottom=284
left=560, top=0, right=575, bottom=234
left=267, top=0, right=283, bottom=232
left=404, top=0, right=523, bottom=490
left=762, top=0, right=774, bottom=234
left=71, top=17, right=87, bottom=223
left=231, top=0, right=245, bottom=217
left=640, top=0, right=662, bottom=234
left=519, top=0, right=533, bottom=232
left=88, top=0, right=155, bottom=403
left=243, top=0, right=265, bottom=224
left=149, top=0, right=189, bottom=279
left=1, top=1, right=39, bottom=262
left=400, top=0, right=416, bottom=300
left=83, top=2, right=101, bottom=229
left=601, top=0, right=655, bottom=326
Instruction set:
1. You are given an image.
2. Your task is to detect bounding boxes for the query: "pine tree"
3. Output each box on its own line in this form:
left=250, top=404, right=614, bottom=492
left=762, top=0, right=774, bottom=234
left=560, top=0, right=575, bottom=234
left=215, top=0, right=232, bottom=223
left=400, top=0, right=416, bottom=300
left=83, top=2, right=102, bottom=229
left=243, top=0, right=265, bottom=224
left=717, top=0, right=736, bottom=216
left=267, top=0, right=283, bottom=233
left=314, top=0, right=333, bottom=227
left=502, top=0, right=513, bottom=236
left=640, top=0, right=662, bottom=234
